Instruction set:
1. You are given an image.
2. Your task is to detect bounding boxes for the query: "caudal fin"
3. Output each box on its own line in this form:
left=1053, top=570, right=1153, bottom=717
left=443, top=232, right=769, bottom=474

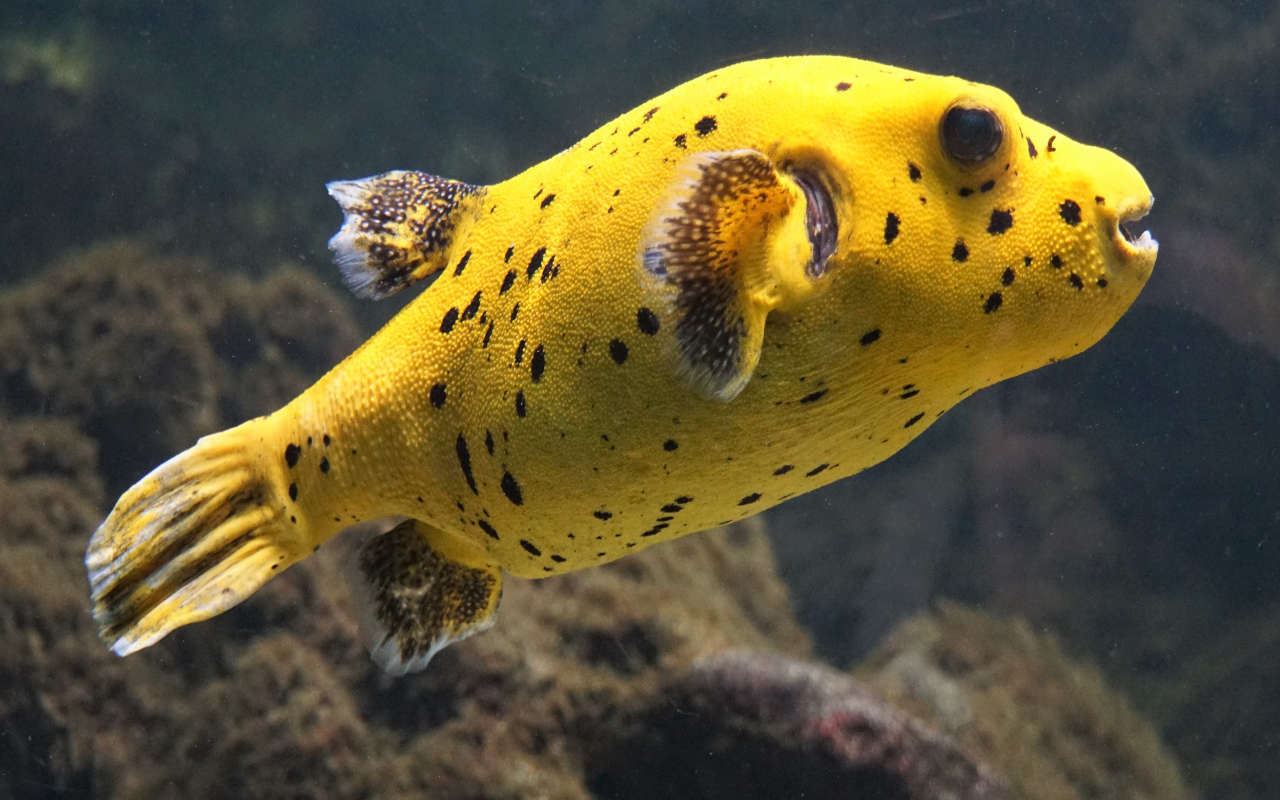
left=86, top=420, right=303, bottom=656
left=326, top=170, right=484, bottom=300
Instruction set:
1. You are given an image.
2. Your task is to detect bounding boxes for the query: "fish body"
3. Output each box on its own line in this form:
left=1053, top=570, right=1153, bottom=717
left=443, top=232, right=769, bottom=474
left=86, top=56, right=1156, bottom=672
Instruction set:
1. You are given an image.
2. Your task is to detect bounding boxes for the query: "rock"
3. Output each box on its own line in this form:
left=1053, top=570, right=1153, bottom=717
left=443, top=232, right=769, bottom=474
left=858, top=603, right=1194, bottom=800
left=586, top=648, right=1009, bottom=800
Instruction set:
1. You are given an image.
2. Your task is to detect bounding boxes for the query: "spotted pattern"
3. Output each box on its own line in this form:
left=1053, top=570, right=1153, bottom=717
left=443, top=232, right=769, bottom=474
left=987, top=209, right=1013, bottom=234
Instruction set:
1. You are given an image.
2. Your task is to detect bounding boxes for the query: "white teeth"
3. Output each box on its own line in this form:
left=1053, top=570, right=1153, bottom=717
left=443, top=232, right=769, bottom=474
left=1135, top=229, right=1158, bottom=250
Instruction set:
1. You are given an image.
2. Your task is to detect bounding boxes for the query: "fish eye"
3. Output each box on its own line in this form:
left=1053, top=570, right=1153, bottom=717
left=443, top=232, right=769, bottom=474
left=940, top=103, right=1003, bottom=167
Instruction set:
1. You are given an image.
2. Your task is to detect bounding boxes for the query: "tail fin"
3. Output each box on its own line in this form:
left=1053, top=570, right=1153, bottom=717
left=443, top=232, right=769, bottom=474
left=326, top=170, right=483, bottom=300
left=85, top=420, right=303, bottom=656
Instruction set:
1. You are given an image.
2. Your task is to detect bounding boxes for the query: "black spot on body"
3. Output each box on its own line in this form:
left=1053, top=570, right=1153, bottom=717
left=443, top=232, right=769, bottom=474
left=905, top=412, right=925, bottom=428
left=501, top=471, right=523, bottom=505
left=900, top=389, right=920, bottom=399
left=441, top=307, right=460, bottom=333
left=530, top=345, right=546, bottom=382
left=1069, top=273, right=1084, bottom=290
left=663, top=439, right=678, bottom=451
left=1001, top=268, right=1015, bottom=286
left=484, top=430, right=494, bottom=455
left=860, top=328, right=882, bottom=346
left=884, top=212, right=900, bottom=244
left=773, top=465, right=793, bottom=475
left=500, top=270, right=516, bottom=295
left=460, top=291, right=482, bottom=321
left=504, top=245, right=515, bottom=262
left=643, top=105, right=660, bottom=122
left=284, top=443, right=300, bottom=468
left=805, top=464, right=829, bottom=477
left=694, top=115, right=717, bottom=136
left=1050, top=254, right=1064, bottom=269
left=593, top=510, right=613, bottom=521
left=288, top=483, right=298, bottom=501
left=515, top=391, right=526, bottom=418
left=430, top=383, right=447, bottom=408
left=478, top=519, right=500, bottom=540
left=519, top=539, right=541, bottom=556
left=738, top=493, right=761, bottom=506
left=835, top=81, right=852, bottom=91
left=482, top=321, right=494, bottom=348
left=609, top=339, right=628, bottom=364
left=1027, top=138, right=1038, bottom=158
left=456, top=434, right=477, bottom=494
left=952, top=240, right=969, bottom=262
left=323, top=434, right=330, bottom=447
left=1046, top=135, right=1057, bottom=152
left=979, top=180, right=995, bottom=193
left=1097, top=277, right=1109, bottom=288
left=550, top=554, right=566, bottom=563
left=984, top=292, right=1003, bottom=313
left=660, top=503, right=683, bottom=513
left=637, top=307, right=660, bottom=335
left=515, top=339, right=526, bottom=364
left=453, top=250, right=472, bottom=276
left=1059, top=199, right=1082, bottom=225
left=526, top=247, right=546, bottom=279
left=799, top=389, right=827, bottom=404
left=510, top=303, right=520, bottom=321
left=540, top=193, right=556, bottom=209
left=908, top=162, right=922, bottom=182
left=673, top=133, right=687, bottom=149
left=958, top=187, right=974, bottom=197
left=987, top=209, right=1013, bottom=234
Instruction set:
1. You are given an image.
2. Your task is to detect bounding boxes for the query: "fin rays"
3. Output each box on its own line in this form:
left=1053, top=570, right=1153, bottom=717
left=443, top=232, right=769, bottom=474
left=85, top=421, right=301, bottom=655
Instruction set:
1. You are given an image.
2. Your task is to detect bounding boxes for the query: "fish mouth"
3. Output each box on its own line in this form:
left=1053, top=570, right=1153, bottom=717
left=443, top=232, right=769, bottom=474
left=1115, top=196, right=1158, bottom=258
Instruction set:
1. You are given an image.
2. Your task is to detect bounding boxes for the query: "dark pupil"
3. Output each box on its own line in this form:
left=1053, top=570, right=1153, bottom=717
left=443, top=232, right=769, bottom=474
left=942, top=106, right=1002, bottom=165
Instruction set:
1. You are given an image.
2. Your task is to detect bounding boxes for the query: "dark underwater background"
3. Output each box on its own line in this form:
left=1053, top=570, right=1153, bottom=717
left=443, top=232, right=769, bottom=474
left=2, top=2, right=1277, bottom=798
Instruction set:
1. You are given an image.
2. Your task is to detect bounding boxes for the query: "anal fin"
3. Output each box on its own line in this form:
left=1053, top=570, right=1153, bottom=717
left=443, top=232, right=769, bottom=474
left=354, top=519, right=502, bottom=675
left=326, top=170, right=484, bottom=299
left=638, top=149, right=834, bottom=401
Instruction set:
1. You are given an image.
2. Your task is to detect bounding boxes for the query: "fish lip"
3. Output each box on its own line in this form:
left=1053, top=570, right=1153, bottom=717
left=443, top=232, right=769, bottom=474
left=1114, top=195, right=1158, bottom=258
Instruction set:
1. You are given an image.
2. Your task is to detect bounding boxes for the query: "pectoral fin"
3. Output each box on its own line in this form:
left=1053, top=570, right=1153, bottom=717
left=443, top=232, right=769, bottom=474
left=638, top=149, right=836, bottom=401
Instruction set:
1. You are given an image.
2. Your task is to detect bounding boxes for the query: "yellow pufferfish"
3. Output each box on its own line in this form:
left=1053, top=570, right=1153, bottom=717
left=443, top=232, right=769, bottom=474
left=86, top=55, right=1157, bottom=674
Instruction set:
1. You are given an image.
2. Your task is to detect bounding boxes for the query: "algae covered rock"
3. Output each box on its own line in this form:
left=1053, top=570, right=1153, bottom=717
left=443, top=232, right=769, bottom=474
left=586, top=649, right=1009, bottom=800
left=0, top=239, right=361, bottom=495
left=857, top=603, right=1193, bottom=800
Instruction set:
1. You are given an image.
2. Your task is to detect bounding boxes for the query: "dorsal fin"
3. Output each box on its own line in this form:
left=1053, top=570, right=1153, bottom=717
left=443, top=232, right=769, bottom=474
left=639, top=149, right=836, bottom=401
left=326, top=170, right=484, bottom=299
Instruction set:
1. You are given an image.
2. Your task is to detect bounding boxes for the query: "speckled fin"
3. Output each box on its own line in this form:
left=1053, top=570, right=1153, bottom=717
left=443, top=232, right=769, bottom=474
left=327, top=170, right=484, bottom=299
left=638, top=149, right=815, bottom=401
left=353, top=519, right=502, bottom=675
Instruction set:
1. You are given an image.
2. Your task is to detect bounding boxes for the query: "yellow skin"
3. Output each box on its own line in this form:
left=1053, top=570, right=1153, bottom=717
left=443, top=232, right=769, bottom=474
left=87, top=56, right=1156, bottom=670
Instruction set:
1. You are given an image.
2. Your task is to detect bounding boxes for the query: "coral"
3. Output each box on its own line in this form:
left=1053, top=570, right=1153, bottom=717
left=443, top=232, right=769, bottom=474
left=857, top=603, right=1193, bottom=800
